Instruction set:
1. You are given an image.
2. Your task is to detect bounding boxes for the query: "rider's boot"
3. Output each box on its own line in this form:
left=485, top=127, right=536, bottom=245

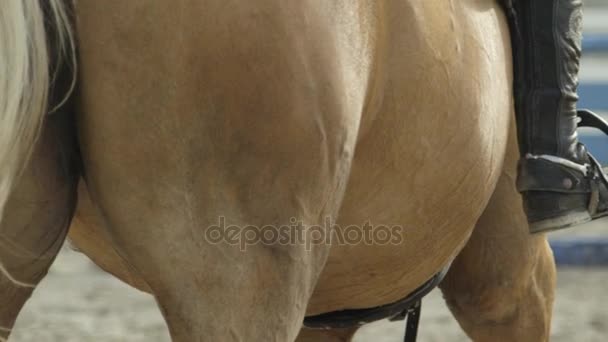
left=502, top=0, right=608, bottom=233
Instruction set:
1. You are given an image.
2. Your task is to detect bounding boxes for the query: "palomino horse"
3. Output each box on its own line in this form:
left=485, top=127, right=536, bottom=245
left=0, top=0, right=555, bottom=341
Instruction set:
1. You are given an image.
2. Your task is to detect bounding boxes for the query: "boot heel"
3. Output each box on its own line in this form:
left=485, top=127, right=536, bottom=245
left=524, top=191, right=592, bottom=233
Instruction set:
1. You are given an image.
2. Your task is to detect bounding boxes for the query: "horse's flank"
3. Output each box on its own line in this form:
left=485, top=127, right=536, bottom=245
left=69, top=0, right=511, bottom=314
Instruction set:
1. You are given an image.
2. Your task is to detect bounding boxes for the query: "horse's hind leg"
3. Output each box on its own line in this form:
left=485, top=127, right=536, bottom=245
left=0, top=110, right=78, bottom=340
left=439, top=126, right=556, bottom=342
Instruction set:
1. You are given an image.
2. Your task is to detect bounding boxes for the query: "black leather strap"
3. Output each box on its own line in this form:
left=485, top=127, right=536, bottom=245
left=517, top=157, right=590, bottom=193
left=403, top=301, right=421, bottom=342
left=303, top=265, right=449, bottom=330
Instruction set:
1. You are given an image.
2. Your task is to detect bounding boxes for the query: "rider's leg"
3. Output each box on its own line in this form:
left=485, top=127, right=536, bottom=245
left=502, top=0, right=608, bottom=233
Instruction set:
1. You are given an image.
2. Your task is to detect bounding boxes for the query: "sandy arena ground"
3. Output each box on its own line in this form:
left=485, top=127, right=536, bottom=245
left=7, top=247, right=608, bottom=342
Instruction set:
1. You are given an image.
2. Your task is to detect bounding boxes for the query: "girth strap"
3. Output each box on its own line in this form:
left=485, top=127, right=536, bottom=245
left=403, top=301, right=421, bottom=342
left=387, top=298, right=421, bottom=342
left=303, top=265, right=450, bottom=339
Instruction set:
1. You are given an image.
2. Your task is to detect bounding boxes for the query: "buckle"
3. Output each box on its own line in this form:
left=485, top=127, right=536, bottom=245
left=584, top=154, right=608, bottom=215
left=586, top=153, right=608, bottom=186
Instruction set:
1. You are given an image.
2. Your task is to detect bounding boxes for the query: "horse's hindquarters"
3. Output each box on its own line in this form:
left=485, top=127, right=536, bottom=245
left=73, top=1, right=375, bottom=340
left=308, top=0, right=513, bottom=314
left=70, top=0, right=512, bottom=337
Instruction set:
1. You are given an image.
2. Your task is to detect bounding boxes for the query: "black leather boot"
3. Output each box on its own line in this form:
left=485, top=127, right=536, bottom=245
left=502, top=0, right=608, bottom=233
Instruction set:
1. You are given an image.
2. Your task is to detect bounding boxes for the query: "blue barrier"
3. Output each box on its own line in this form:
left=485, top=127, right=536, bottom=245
left=579, top=83, right=608, bottom=111
left=551, top=238, right=608, bottom=266
left=583, top=34, right=608, bottom=54
left=580, top=133, right=608, bottom=164
left=580, top=33, right=607, bottom=112
left=578, top=82, right=607, bottom=165
left=579, top=33, right=607, bottom=164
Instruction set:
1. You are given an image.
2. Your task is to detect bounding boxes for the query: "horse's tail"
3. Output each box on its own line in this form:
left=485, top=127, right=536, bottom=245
left=0, top=1, right=74, bottom=220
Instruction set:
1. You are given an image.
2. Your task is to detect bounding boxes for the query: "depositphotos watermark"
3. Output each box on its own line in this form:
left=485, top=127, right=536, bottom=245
left=205, top=217, right=404, bottom=251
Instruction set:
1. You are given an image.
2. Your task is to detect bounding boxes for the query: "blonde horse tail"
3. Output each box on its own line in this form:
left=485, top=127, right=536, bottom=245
left=0, top=0, right=74, bottom=222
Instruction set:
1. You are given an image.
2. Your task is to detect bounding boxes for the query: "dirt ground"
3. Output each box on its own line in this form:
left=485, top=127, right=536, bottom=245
left=8, top=248, right=608, bottom=342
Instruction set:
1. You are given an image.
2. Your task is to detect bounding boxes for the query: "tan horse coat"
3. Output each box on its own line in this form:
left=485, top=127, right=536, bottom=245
left=0, top=1, right=555, bottom=341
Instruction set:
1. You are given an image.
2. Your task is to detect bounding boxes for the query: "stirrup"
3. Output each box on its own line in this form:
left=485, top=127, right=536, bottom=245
left=578, top=109, right=608, bottom=135
left=518, top=109, right=608, bottom=233
left=576, top=109, right=608, bottom=204
left=585, top=153, right=608, bottom=218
